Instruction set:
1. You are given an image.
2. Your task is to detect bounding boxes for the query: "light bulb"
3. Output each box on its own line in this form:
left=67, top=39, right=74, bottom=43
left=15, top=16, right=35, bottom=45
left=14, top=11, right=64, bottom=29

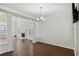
left=36, top=18, right=39, bottom=21
left=40, top=16, right=45, bottom=21
left=42, top=18, right=45, bottom=21
left=40, top=16, right=43, bottom=19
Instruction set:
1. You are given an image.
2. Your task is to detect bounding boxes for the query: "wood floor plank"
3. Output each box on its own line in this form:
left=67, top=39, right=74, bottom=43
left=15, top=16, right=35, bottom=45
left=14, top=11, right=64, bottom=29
left=33, top=42, right=74, bottom=56
left=0, top=40, right=74, bottom=56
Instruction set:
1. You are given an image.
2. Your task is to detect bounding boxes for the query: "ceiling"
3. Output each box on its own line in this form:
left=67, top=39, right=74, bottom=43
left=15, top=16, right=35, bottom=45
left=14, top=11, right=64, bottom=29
left=0, top=3, right=72, bottom=18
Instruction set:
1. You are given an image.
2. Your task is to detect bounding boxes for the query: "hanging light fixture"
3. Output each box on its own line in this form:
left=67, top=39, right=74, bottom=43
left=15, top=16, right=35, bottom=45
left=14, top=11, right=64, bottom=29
left=36, top=7, right=45, bottom=21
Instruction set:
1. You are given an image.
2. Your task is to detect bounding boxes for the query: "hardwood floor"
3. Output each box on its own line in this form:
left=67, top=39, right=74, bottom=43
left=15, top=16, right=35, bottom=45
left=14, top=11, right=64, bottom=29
left=0, top=39, right=74, bottom=56
left=0, top=39, right=33, bottom=56
left=33, top=42, right=74, bottom=56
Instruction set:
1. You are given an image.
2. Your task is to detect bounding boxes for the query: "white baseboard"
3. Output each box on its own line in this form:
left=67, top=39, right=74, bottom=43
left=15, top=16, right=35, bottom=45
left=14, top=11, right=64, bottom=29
left=32, top=40, right=38, bottom=43
left=37, top=39, right=74, bottom=50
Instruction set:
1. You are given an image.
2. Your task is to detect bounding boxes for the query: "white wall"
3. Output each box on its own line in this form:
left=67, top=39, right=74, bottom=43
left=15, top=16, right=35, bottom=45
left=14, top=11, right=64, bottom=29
left=12, top=16, right=34, bottom=40
left=0, top=12, right=7, bottom=39
left=0, top=13, right=13, bottom=54
left=75, top=13, right=79, bottom=56
left=17, top=17, right=34, bottom=40
left=32, top=21, right=40, bottom=43
left=37, top=4, right=74, bottom=49
left=0, top=13, right=12, bottom=54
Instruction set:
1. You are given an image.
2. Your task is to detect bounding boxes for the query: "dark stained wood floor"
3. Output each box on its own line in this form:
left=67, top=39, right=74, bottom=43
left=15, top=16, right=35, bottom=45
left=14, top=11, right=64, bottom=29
left=33, top=42, right=74, bottom=56
left=0, top=39, right=33, bottom=56
left=0, top=39, right=74, bottom=56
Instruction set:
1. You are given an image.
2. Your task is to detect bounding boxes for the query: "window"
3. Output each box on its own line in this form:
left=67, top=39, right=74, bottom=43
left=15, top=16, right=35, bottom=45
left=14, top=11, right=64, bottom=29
left=0, top=21, right=6, bottom=32
left=0, top=25, right=5, bottom=32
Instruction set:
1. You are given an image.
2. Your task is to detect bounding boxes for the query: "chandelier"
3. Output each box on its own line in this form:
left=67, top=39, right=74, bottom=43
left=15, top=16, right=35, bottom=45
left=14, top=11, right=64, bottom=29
left=36, top=7, right=45, bottom=21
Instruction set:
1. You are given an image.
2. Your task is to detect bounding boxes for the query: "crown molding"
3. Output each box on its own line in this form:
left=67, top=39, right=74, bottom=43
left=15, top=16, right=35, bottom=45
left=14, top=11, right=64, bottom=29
left=0, top=5, right=36, bottom=21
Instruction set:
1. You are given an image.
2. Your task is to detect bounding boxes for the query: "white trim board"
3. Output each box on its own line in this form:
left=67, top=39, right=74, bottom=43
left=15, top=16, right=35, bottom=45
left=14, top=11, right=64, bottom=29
left=37, top=39, right=74, bottom=50
left=0, top=5, right=36, bottom=20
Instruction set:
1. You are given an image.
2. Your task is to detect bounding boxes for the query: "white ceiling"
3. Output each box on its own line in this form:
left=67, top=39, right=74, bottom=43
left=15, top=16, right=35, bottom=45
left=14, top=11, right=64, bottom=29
left=0, top=3, right=72, bottom=18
